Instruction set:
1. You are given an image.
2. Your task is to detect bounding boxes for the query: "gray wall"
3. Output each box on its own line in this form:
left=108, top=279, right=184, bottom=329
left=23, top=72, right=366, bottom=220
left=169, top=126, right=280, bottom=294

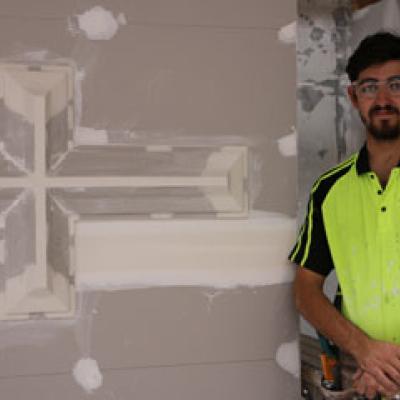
left=297, top=0, right=354, bottom=338
left=0, top=1, right=299, bottom=399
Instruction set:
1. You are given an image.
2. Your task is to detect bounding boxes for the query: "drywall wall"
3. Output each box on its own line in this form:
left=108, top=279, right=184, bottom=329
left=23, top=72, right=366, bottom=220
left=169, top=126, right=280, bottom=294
left=0, top=0, right=298, bottom=398
left=0, top=1, right=296, bottom=214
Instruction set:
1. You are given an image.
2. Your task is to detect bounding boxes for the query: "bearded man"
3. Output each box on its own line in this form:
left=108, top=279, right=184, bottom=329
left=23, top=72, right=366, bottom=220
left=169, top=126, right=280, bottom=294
left=290, top=32, right=400, bottom=399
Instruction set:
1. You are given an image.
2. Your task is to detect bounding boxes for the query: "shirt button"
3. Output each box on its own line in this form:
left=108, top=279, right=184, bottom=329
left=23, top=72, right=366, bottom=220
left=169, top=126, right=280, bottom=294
left=377, top=190, right=383, bottom=195
left=381, top=206, right=387, bottom=212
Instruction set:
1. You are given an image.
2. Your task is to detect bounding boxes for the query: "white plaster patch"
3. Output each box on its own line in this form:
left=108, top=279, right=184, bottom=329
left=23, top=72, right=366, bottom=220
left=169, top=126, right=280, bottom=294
left=0, top=143, right=30, bottom=174
left=278, top=21, right=297, bottom=45
left=75, top=126, right=109, bottom=145
left=73, top=358, right=103, bottom=394
left=74, top=6, right=126, bottom=40
left=277, top=127, right=297, bottom=157
left=76, top=211, right=297, bottom=291
left=203, top=290, right=224, bottom=312
left=50, top=148, right=72, bottom=171
left=116, top=13, right=127, bottom=26
left=248, top=154, right=264, bottom=207
left=74, top=293, right=101, bottom=357
left=275, top=339, right=300, bottom=378
left=0, top=190, right=27, bottom=218
left=203, top=290, right=224, bottom=303
left=74, top=69, right=86, bottom=128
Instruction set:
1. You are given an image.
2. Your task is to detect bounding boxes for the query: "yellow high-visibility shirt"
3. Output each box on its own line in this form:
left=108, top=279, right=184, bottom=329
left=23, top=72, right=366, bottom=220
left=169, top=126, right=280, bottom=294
left=290, top=144, right=400, bottom=343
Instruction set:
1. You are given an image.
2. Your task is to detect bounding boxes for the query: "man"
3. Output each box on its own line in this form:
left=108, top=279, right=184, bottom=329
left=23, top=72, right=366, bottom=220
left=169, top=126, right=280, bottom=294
left=290, top=32, right=400, bottom=399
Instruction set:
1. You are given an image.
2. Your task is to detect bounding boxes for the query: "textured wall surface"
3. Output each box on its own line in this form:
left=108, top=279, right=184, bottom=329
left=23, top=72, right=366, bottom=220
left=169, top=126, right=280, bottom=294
left=0, top=1, right=298, bottom=399
left=1, top=285, right=299, bottom=399
left=0, top=0, right=297, bottom=215
left=297, top=0, right=354, bottom=217
left=297, top=0, right=355, bottom=339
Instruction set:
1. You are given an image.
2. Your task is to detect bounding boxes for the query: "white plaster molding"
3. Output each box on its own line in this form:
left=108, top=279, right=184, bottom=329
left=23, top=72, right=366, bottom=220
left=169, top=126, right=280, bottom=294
left=0, top=63, right=75, bottom=319
left=0, top=62, right=249, bottom=320
left=76, top=212, right=296, bottom=290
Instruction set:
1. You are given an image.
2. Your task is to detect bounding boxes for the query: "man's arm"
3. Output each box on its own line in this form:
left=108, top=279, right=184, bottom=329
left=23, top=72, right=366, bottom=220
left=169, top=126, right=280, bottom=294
left=294, top=267, right=400, bottom=396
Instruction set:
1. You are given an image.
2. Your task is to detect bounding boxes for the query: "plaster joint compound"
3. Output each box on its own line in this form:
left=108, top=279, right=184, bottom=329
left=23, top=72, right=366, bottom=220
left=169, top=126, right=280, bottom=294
left=71, top=6, right=127, bottom=41
left=0, top=62, right=249, bottom=320
left=278, top=21, right=297, bottom=45
left=277, top=126, right=297, bottom=157
left=275, top=339, right=300, bottom=378
left=72, top=358, right=103, bottom=393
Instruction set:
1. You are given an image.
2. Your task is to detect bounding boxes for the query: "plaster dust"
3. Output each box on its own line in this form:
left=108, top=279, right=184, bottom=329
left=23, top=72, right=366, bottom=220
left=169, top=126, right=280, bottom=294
left=0, top=143, right=30, bottom=175
left=76, top=211, right=296, bottom=291
left=72, top=358, right=103, bottom=393
left=0, top=190, right=27, bottom=218
left=278, top=21, right=297, bottom=45
left=203, top=290, right=225, bottom=312
left=275, top=339, right=300, bottom=378
left=75, top=126, right=109, bottom=145
left=20, top=50, right=49, bottom=61
left=73, top=6, right=127, bottom=41
left=74, top=292, right=101, bottom=358
left=277, top=126, right=297, bottom=157
left=74, top=69, right=86, bottom=129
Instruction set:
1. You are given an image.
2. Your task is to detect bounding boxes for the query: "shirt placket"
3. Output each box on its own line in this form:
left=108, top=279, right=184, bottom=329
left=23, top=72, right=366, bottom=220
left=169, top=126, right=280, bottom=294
left=371, top=169, right=398, bottom=341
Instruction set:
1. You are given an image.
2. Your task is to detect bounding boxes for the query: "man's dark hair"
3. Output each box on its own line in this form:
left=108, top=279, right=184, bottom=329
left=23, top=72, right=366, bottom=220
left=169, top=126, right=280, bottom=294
left=346, top=31, right=400, bottom=82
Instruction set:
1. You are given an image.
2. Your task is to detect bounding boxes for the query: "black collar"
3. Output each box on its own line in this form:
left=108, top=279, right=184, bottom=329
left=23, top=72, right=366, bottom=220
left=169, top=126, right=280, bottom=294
left=356, top=144, right=370, bottom=175
left=356, top=143, right=400, bottom=175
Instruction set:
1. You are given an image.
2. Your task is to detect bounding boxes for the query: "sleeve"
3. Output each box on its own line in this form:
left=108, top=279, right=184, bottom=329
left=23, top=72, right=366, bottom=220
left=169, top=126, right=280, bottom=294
left=288, top=191, right=334, bottom=277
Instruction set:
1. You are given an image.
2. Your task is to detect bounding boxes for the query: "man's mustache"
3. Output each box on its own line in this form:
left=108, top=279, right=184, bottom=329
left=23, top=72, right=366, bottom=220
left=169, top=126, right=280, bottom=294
left=369, top=104, right=400, bottom=117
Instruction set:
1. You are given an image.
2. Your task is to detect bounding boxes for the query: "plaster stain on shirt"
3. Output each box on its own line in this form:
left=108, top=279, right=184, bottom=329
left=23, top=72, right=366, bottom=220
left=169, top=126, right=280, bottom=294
left=351, top=245, right=358, bottom=256
left=392, top=287, right=400, bottom=296
left=387, top=260, right=395, bottom=271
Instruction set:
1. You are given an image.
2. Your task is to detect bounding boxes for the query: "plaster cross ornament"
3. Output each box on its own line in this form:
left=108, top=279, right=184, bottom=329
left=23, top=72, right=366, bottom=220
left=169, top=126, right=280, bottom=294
left=0, top=63, right=248, bottom=320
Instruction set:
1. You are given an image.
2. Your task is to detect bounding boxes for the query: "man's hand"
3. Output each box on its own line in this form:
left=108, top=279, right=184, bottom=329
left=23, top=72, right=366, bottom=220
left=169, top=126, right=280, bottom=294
left=294, top=268, right=400, bottom=395
left=353, top=369, right=383, bottom=399
left=353, top=339, right=400, bottom=396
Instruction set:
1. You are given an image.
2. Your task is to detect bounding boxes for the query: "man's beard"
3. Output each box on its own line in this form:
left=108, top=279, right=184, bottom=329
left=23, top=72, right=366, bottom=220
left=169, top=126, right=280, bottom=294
left=362, top=104, right=400, bottom=141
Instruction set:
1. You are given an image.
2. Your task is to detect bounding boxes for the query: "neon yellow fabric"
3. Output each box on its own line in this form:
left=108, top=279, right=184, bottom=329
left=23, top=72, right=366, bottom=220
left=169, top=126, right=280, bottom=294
left=290, top=147, right=400, bottom=344
left=324, top=165, right=400, bottom=343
